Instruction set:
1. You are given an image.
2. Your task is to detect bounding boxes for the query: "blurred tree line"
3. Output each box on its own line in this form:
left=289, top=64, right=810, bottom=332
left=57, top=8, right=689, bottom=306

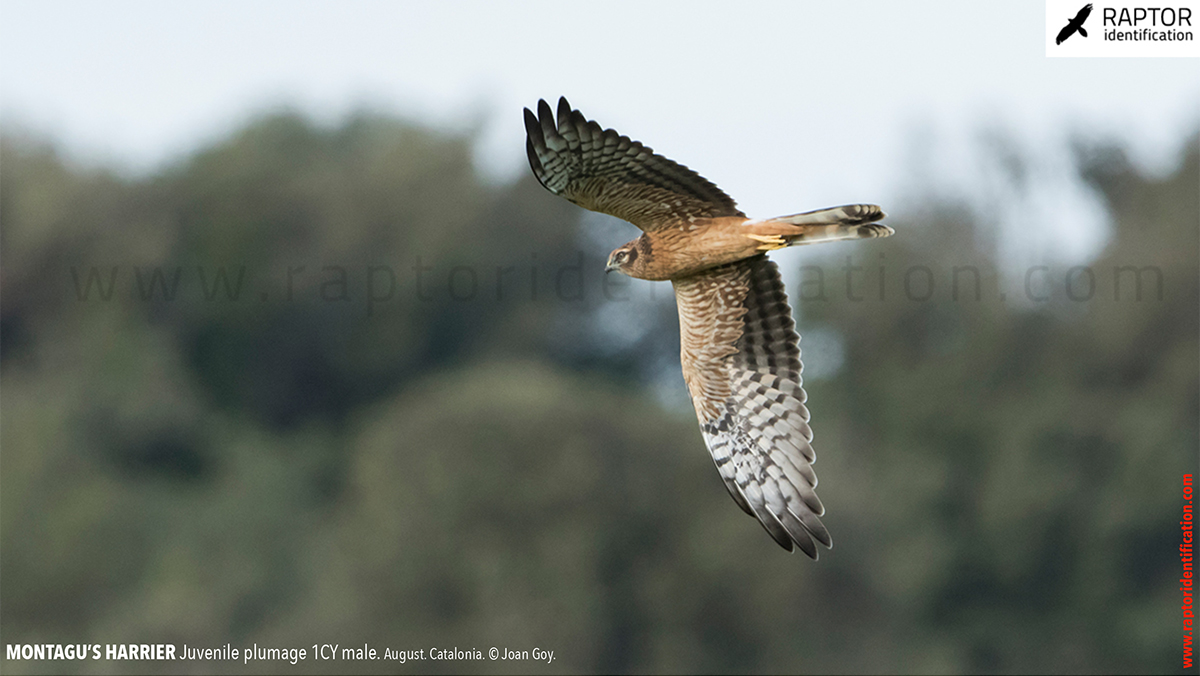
left=1, top=110, right=1196, bottom=674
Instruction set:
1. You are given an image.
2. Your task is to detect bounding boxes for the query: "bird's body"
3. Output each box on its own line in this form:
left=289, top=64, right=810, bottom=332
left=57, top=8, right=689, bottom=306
left=523, top=97, right=893, bottom=557
left=618, top=210, right=892, bottom=281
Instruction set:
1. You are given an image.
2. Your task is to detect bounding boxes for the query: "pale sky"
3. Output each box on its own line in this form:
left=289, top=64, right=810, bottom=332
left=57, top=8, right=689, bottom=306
left=2, top=0, right=1197, bottom=261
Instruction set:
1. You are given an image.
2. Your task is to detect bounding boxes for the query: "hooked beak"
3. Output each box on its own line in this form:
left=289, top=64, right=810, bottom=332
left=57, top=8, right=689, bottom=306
left=604, top=262, right=617, bottom=274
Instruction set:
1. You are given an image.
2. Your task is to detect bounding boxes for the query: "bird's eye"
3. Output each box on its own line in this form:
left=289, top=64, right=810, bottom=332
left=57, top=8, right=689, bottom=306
left=616, top=252, right=627, bottom=262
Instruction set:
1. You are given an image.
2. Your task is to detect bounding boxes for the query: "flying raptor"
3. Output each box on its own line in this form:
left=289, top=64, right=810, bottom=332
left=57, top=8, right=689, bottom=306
left=523, top=97, right=893, bottom=557
left=1056, top=3, right=1093, bottom=44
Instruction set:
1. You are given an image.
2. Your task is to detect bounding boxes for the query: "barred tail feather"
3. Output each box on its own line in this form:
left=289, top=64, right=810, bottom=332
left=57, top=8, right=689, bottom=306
left=761, top=204, right=892, bottom=248
left=774, top=204, right=886, bottom=226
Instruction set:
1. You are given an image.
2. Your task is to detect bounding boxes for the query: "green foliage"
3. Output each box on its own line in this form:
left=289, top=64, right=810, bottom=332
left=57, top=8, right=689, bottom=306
left=1, top=114, right=1195, bottom=674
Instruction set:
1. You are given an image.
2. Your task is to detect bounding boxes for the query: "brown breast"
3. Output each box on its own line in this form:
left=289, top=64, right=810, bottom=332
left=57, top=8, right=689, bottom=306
left=637, top=218, right=760, bottom=281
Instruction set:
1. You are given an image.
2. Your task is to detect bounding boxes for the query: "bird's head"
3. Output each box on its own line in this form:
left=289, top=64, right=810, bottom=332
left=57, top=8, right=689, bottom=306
left=605, top=240, right=643, bottom=276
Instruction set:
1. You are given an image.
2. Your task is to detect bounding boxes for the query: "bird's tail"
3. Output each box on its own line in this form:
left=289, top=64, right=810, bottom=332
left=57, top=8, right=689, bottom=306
left=744, top=204, right=893, bottom=250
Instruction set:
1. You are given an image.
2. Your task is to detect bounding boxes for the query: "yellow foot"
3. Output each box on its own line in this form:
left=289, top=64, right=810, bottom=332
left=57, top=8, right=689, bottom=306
left=746, top=233, right=787, bottom=250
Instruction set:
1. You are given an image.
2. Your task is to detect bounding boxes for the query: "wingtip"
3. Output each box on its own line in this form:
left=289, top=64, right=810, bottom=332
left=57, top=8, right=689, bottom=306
left=523, top=107, right=543, bottom=143
left=525, top=137, right=542, bottom=173
left=776, top=533, right=797, bottom=553
left=807, top=520, right=833, bottom=549
left=536, top=98, right=556, bottom=138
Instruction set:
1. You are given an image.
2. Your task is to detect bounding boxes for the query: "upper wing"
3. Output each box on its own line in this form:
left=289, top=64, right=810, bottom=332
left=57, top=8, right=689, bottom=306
left=523, top=97, right=744, bottom=232
left=673, top=256, right=831, bottom=557
left=1075, top=3, right=1092, bottom=22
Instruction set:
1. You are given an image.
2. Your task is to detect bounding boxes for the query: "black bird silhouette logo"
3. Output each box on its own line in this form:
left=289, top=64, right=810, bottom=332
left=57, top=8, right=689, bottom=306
left=1056, top=3, right=1093, bottom=44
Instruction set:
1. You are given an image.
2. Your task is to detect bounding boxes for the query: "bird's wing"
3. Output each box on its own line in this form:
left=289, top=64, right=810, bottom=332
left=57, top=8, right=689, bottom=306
left=524, top=97, right=745, bottom=232
left=1075, top=3, right=1093, bottom=22
left=673, top=256, right=831, bottom=557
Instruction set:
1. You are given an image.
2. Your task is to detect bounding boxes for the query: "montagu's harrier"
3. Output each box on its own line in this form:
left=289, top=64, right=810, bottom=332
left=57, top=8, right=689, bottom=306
left=523, top=97, right=893, bottom=557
